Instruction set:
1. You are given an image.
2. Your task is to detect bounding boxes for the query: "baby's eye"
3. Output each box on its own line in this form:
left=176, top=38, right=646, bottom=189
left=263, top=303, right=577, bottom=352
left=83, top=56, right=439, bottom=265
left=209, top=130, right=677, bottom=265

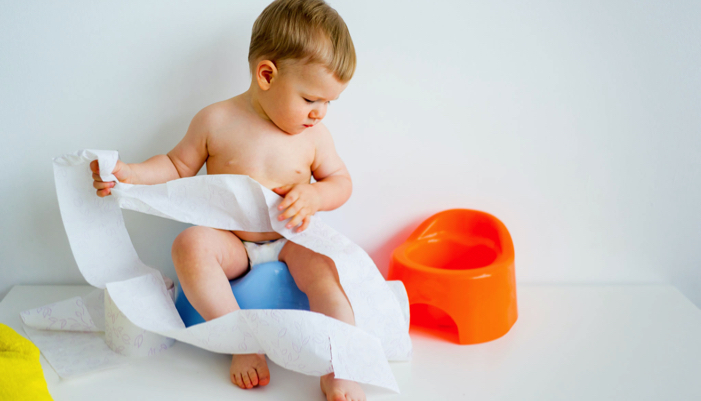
left=303, top=98, right=331, bottom=105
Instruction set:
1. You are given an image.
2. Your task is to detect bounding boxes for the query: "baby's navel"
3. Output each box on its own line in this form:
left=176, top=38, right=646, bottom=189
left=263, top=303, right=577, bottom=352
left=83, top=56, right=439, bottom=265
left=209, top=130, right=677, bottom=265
left=295, top=169, right=301, bottom=174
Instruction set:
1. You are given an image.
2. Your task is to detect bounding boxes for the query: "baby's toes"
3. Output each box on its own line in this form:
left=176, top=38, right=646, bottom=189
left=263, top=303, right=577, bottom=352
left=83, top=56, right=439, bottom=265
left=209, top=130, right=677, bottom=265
left=231, top=372, right=244, bottom=388
left=256, top=364, right=271, bottom=386
left=247, top=368, right=259, bottom=386
left=331, top=392, right=347, bottom=401
left=241, top=372, right=253, bottom=388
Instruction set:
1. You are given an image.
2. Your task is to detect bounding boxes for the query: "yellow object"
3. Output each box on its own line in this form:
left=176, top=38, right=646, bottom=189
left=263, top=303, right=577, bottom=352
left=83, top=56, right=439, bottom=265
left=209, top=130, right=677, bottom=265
left=0, top=323, right=53, bottom=401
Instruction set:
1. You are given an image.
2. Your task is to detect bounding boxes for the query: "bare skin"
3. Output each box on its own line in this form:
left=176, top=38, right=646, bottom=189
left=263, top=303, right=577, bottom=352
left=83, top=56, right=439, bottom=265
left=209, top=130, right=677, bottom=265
left=92, top=59, right=365, bottom=401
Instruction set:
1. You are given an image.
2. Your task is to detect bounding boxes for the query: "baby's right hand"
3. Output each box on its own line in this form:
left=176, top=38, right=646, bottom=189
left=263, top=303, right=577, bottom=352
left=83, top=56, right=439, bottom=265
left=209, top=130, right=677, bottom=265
left=90, top=159, right=133, bottom=197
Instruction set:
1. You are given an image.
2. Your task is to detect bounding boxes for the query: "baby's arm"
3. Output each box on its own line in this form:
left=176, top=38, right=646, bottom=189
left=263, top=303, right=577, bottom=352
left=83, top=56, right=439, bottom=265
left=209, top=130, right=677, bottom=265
left=92, top=108, right=211, bottom=197
left=274, top=124, right=352, bottom=232
left=307, top=126, right=352, bottom=211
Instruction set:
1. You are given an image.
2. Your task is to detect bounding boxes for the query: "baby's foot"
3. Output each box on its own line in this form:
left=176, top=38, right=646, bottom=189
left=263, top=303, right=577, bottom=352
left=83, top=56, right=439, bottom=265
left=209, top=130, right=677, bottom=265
left=230, top=353, right=270, bottom=389
left=320, top=372, right=366, bottom=401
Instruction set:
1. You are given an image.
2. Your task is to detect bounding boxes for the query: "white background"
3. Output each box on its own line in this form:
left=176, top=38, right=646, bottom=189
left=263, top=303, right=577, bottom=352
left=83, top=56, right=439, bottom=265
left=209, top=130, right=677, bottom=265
left=1, top=0, right=699, bottom=306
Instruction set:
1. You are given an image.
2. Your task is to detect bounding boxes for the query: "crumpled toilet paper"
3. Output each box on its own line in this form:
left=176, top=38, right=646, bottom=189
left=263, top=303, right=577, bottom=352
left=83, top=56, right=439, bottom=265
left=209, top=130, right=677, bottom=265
left=21, top=149, right=412, bottom=392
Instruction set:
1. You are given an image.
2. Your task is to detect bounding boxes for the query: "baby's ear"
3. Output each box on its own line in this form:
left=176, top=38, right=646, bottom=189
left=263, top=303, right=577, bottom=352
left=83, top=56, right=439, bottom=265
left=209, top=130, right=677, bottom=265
left=256, top=60, right=278, bottom=90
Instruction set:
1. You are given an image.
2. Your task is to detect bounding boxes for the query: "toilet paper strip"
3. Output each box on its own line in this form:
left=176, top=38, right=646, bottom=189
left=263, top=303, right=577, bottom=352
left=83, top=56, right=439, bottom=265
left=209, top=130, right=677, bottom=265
left=26, top=149, right=411, bottom=392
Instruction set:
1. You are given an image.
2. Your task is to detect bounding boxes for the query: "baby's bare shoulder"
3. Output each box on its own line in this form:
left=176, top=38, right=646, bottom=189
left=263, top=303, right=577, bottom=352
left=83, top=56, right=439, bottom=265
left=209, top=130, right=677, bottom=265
left=167, top=99, right=246, bottom=176
left=194, top=98, right=244, bottom=131
left=186, top=98, right=251, bottom=153
left=309, top=122, right=335, bottom=149
left=309, top=122, right=344, bottom=174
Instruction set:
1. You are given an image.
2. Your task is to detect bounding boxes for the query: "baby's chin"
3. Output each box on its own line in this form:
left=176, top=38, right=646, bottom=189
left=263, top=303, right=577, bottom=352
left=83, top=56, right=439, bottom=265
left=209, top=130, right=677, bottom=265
left=260, top=113, right=306, bottom=135
left=265, top=115, right=305, bottom=135
left=278, top=125, right=309, bottom=136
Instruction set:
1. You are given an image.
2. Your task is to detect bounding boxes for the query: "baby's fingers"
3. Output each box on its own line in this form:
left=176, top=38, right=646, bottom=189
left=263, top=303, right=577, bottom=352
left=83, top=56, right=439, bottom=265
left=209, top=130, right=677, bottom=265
left=296, top=216, right=311, bottom=233
left=278, top=199, right=301, bottom=221
left=286, top=209, right=307, bottom=230
left=278, top=190, right=300, bottom=211
left=93, top=179, right=114, bottom=190
left=90, top=160, right=99, bottom=174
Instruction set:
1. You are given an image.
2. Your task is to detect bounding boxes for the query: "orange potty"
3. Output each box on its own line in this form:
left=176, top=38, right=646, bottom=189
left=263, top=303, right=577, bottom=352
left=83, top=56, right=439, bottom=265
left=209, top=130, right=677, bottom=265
left=388, top=209, right=517, bottom=345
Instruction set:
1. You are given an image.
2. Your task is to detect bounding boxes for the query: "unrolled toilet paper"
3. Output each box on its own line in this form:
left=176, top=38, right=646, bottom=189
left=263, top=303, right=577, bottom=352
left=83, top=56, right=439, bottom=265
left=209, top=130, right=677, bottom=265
left=21, top=149, right=412, bottom=392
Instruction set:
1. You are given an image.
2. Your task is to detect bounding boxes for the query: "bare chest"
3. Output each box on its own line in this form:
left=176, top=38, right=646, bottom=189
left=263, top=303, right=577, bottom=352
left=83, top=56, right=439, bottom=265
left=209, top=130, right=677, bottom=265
left=206, top=123, right=315, bottom=190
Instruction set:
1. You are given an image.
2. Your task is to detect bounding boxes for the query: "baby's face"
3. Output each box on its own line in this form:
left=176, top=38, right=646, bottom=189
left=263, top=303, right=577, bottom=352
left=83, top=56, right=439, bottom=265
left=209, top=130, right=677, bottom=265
left=260, top=61, right=348, bottom=135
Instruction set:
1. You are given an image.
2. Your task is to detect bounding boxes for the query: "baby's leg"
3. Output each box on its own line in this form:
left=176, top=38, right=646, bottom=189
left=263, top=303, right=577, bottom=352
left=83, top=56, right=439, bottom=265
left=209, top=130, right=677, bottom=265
left=171, top=226, right=270, bottom=389
left=279, top=241, right=366, bottom=401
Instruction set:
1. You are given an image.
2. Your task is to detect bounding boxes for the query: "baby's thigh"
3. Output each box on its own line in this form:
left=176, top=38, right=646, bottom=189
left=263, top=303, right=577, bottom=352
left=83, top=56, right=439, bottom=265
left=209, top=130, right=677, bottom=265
left=171, top=226, right=248, bottom=280
left=278, top=241, right=340, bottom=293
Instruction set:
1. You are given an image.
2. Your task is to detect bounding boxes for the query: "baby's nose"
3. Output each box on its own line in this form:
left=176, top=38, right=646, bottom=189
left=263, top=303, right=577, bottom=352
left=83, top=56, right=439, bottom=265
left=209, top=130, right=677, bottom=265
left=310, top=106, right=326, bottom=120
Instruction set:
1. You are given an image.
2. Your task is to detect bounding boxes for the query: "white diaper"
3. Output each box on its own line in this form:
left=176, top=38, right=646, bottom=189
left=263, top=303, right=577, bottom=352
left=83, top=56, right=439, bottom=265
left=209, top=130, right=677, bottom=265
left=242, top=238, right=288, bottom=266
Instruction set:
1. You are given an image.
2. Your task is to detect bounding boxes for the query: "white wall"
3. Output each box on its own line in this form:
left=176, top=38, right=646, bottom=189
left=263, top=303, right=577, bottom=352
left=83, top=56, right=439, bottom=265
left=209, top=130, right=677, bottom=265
left=1, top=0, right=699, bottom=306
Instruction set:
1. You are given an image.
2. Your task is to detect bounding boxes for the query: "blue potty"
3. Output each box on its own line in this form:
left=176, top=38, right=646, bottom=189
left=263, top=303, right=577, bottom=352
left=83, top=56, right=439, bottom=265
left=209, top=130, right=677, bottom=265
left=175, top=261, right=310, bottom=327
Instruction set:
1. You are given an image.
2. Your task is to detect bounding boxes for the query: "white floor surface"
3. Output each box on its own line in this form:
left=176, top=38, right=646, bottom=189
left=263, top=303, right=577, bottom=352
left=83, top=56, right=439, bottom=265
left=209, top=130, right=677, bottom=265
left=1, top=284, right=700, bottom=400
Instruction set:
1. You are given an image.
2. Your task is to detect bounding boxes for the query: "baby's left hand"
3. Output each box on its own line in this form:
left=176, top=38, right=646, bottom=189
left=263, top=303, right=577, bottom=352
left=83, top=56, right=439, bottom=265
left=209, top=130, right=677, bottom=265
left=273, top=183, right=321, bottom=233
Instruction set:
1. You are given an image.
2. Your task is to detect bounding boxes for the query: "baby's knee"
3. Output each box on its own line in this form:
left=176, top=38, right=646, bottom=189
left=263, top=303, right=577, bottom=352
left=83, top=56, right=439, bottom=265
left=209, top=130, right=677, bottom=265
left=296, top=254, right=339, bottom=294
left=171, top=226, right=213, bottom=263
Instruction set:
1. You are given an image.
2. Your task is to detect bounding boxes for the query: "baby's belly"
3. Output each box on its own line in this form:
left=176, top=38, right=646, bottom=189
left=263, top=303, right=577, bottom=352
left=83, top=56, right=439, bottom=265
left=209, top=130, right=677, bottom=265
left=206, top=161, right=311, bottom=242
left=233, top=230, right=283, bottom=242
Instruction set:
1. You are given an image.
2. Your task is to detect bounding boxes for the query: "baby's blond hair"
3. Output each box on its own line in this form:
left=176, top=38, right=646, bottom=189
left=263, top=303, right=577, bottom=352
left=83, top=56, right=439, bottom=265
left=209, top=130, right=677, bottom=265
left=248, top=0, right=356, bottom=82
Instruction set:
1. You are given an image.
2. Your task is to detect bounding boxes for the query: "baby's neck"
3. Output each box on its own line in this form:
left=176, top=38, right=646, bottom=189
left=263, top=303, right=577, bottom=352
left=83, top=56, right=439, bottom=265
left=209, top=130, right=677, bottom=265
left=241, top=85, right=271, bottom=124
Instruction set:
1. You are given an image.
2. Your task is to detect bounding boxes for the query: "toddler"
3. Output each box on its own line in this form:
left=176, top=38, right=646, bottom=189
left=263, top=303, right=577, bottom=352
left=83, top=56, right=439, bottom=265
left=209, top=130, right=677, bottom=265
left=91, top=1, right=364, bottom=400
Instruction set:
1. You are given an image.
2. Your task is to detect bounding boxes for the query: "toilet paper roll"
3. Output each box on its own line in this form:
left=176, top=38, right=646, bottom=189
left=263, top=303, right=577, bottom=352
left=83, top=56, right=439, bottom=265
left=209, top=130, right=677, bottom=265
left=104, top=283, right=176, bottom=357
left=20, top=278, right=178, bottom=374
